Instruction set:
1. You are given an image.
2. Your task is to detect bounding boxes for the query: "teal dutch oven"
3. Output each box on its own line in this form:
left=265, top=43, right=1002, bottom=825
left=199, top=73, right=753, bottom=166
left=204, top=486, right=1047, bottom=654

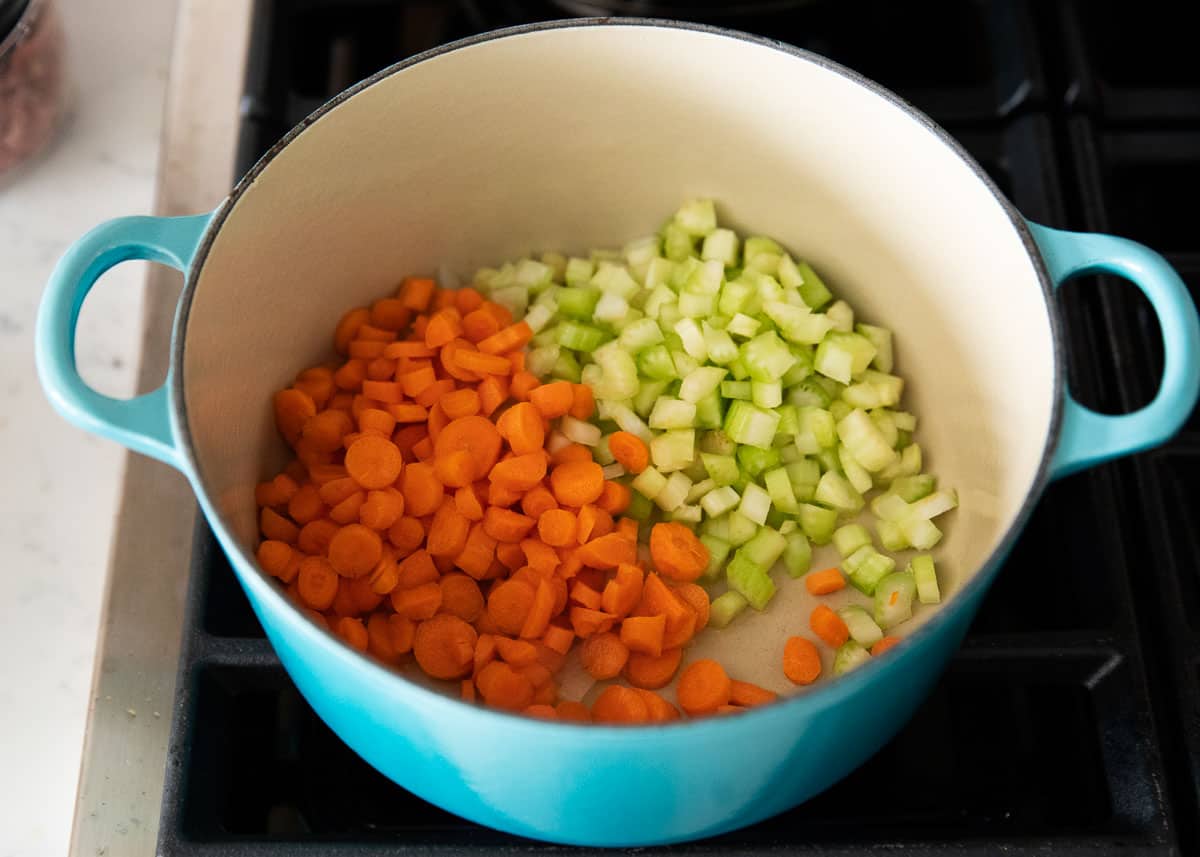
left=34, top=19, right=1200, bottom=847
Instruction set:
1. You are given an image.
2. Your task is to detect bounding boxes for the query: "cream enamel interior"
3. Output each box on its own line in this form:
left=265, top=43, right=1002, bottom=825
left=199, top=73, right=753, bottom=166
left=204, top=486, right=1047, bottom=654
left=181, top=24, right=1056, bottom=692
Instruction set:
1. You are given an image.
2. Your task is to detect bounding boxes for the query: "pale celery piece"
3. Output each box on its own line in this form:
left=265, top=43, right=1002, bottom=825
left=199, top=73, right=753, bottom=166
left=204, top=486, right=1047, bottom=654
left=473, top=198, right=958, bottom=625
left=833, top=641, right=872, bottom=675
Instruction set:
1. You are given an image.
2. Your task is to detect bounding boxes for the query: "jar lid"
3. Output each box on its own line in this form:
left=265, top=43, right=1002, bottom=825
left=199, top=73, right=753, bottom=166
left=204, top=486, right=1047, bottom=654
left=0, top=0, right=32, bottom=42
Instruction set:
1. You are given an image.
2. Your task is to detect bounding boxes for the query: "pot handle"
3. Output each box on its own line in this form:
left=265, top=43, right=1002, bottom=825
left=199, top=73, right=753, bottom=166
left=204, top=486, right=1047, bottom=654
left=1028, top=221, right=1200, bottom=479
left=35, top=213, right=214, bottom=470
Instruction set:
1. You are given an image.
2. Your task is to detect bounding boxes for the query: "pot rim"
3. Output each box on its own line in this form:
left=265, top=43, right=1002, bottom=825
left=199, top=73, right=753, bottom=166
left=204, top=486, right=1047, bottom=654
left=171, top=16, right=1064, bottom=733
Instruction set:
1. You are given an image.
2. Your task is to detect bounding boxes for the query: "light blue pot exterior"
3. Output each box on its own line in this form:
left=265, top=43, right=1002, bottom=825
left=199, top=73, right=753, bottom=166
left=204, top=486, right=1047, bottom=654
left=33, top=21, right=1200, bottom=848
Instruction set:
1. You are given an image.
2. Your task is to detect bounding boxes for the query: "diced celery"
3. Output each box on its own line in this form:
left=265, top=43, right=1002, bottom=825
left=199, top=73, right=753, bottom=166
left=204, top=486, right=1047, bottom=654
left=679, top=366, right=727, bottom=403
left=637, top=344, right=677, bottom=381
left=746, top=252, right=781, bottom=275
left=863, top=370, right=904, bottom=408
left=701, top=452, right=740, bottom=487
left=631, top=466, right=668, bottom=500
left=815, top=448, right=842, bottom=476
left=795, top=260, right=834, bottom=310
left=839, top=605, right=884, bottom=647
left=814, top=471, right=864, bottom=513
left=876, top=519, right=910, bottom=552
left=752, top=381, right=783, bottom=409
left=625, top=490, right=654, bottom=521
left=719, top=280, right=755, bottom=316
left=727, top=313, right=761, bottom=339
left=725, top=400, right=781, bottom=449
left=738, top=483, right=772, bottom=525
left=793, top=406, right=836, bottom=455
left=785, top=460, right=820, bottom=502
left=799, top=503, right=837, bottom=544
left=833, top=641, right=871, bottom=675
left=700, top=430, right=737, bottom=456
left=709, top=590, right=749, bottom=628
left=838, top=444, right=874, bottom=494
left=648, top=398, right=697, bottom=430
left=726, top=511, right=759, bottom=546
left=561, top=415, right=601, bottom=446
left=686, top=478, right=716, bottom=504
left=703, top=323, right=739, bottom=365
left=909, top=489, right=959, bottom=521
left=740, top=526, right=787, bottom=569
left=594, top=292, right=630, bottom=324
left=558, top=286, right=601, bottom=320
left=833, top=523, right=872, bottom=559
left=870, top=408, right=900, bottom=447
left=673, top=318, right=708, bottom=362
left=670, top=504, right=703, bottom=523
left=829, top=400, right=852, bottom=423
left=743, top=236, right=783, bottom=265
left=702, top=514, right=731, bottom=541
left=871, top=492, right=912, bottom=522
left=700, top=535, right=732, bottom=581
left=727, top=356, right=749, bottom=380
left=644, top=257, right=674, bottom=291
left=783, top=531, right=812, bottom=578
left=873, top=571, right=916, bottom=629
left=765, top=508, right=787, bottom=530
left=763, top=467, right=799, bottom=514
left=842, top=382, right=883, bottom=410
left=825, top=299, right=854, bottom=332
left=565, top=257, right=595, bottom=287
left=592, top=263, right=642, bottom=298
left=619, top=317, right=665, bottom=353
left=594, top=347, right=640, bottom=399
left=700, top=485, right=741, bottom=517
left=633, top=379, right=670, bottom=419
left=602, top=462, right=626, bottom=480
left=557, top=321, right=610, bottom=352
left=736, top=445, right=780, bottom=478
left=815, top=331, right=876, bottom=384
left=892, top=474, right=936, bottom=502
left=764, top=300, right=835, bottom=345
left=856, top=322, right=894, bottom=373
left=849, top=550, right=896, bottom=596
left=741, top=331, right=797, bottom=382
left=910, top=554, right=940, bottom=604
left=721, top=380, right=752, bottom=400
left=774, top=404, right=799, bottom=445
left=726, top=554, right=776, bottom=610
left=679, top=290, right=717, bottom=318
left=656, top=471, right=692, bottom=511
left=552, top=351, right=582, bottom=383
left=650, top=429, right=696, bottom=472
left=782, top=347, right=814, bottom=387
left=694, top=391, right=725, bottom=429
left=671, top=349, right=699, bottom=378
left=683, top=458, right=711, bottom=483
left=643, top=284, right=676, bottom=319
left=523, top=303, right=555, bottom=334
left=491, top=285, right=529, bottom=316
left=837, top=408, right=898, bottom=472
left=901, top=517, right=942, bottom=550
left=702, top=228, right=739, bottom=265
left=674, top=198, right=717, bottom=236
left=593, top=434, right=616, bottom=466
left=623, top=234, right=660, bottom=267
left=663, top=222, right=696, bottom=261
left=526, top=345, right=561, bottom=378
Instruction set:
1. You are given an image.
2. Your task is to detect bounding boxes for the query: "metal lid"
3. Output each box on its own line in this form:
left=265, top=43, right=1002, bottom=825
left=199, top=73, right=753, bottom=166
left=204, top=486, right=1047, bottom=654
left=0, top=0, right=33, bottom=42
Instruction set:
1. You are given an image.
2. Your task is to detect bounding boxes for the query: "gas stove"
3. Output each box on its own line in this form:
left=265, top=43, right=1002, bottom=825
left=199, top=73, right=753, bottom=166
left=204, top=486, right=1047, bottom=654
left=147, top=1, right=1200, bottom=853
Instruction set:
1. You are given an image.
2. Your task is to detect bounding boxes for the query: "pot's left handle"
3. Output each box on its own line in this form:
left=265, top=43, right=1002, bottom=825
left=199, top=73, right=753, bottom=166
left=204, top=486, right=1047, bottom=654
left=35, top=213, right=215, bottom=470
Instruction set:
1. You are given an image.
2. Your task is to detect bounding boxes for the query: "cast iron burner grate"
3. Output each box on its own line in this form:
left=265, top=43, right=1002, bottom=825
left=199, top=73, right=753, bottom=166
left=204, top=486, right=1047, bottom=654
left=157, top=2, right=1200, bottom=853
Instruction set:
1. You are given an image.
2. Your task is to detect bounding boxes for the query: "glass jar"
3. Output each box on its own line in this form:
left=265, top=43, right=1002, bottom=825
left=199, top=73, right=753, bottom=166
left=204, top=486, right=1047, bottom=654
left=0, top=0, right=65, bottom=177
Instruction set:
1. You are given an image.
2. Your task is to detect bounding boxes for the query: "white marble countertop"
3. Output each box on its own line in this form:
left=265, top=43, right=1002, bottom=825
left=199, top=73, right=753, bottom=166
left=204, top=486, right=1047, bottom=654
left=0, top=1, right=177, bottom=854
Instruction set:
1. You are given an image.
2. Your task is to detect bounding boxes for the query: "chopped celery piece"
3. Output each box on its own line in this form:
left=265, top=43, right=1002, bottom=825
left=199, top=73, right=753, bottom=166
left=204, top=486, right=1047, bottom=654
left=594, top=264, right=641, bottom=297
left=702, top=229, right=738, bottom=264
left=740, top=526, right=787, bottom=568
left=709, top=590, right=749, bottom=628
left=721, top=380, right=753, bottom=400
left=734, top=443, right=774, bottom=473
left=633, top=379, right=670, bottom=419
left=557, top=321, right=610, bottom=352
left=726, top=511, right=759, bottom=546
left=564, top=257, right=595, bottom=287
left=679, top=366, right=727, bottom=403
left=799, top=503, right=837, bottom=545
left=674, top=318, right=708, bottom=362
left=743, top=236, right=783, bottom=265
left=663, top=222, right=696, bottom=261
left=671, top=349, right=700, bottom=378
left=701, top=453, right=740, bottom=487
left=727, top=356, right=749, bottom=381
left=593, top=434, right=616, bottom=466
left=619, top=317, right=665, bottom=352
left=833, top=523, right=872, bottom=559
left=719, top=280, right=754, bottom=316
left=782, top=347, right=814, bottom=386
left=873, top=571, right=916, bottom=629
left=909, top=489, right=959, bottom=521
left=826, top=300, right=854, bottom=332
left=594, top=347, right=640, bottom=400
left=625, top=490, right=653, bottom=521
left=741, top=331, right=797, bottom=382
left=656, top=471, right=692, bottom=511
left=650, top=429, right=696, bottom=472
left=643, top=283, right=676, bottom=319
left=670, top=504, right=703, bottom=523
left=794, top=406, right=837, bottom=455
left=837, top=408, right=898, bottom=472
left=774, top=404, right=799, bottom=444
left=815, top=331, right=875, bottom=384
left=829, top=400, right=852, bottom=423
left=889, top=409, right=917, bottom=432
left=700, top=430, right=737, bottom=456
left=752, top=381, right=783, bottom=409
left=694, top=391, right=725, bottom=429
left=724, top=400, right=781, bottom=449
left=783, top=532, right=812, bottom=578
left=631, top=466, right=667, bottom=500
left=558, top=287, right=601, bottom=319
left=863, top=370, right=904, bottom=407
left=700, top=535, right=732, bottom=581
left=910, top=554, right=940, bottom=604
left=833, top=641, right=871, bottom=675
left=623, top=235, right=660, bottom=267
left=901, top=517, right=942, bottom=550
left=870, top=408, right=900, bottom=447
left=686, top=478, right=717, bottom=505
left=876, top=519, right=910, bottom=552
left=594, top=292, right=630, bottom=324
left=842, top=382, right=883, bottom=410
left=637, top=344, right=677, bottom=381
left=839, top=606, right=884, bottom=647
left=726, top=554, right=776, bottom=610
left=700, top=485, right=741, bottom=517
left=871, top=491, right=912, bottom=522
left=856, top=323, right=894, bottom=373
left=552, top=351, right=582, bottom=383
left=702, top=514, right=731, bottom=541
left=526, top=345, right=561, bottom=378
left=523, top=303, right=554, bottom=334
left=794, top=260, right=834, bottom=310
left=648, top=398, right=697, bottom=429
left=490, top=285, right=529, bottom=316
left=683, top=458, right=711, bottom=483
left=674, top=198, right=717, bottom=236
left=847, top=549, right=896, bottom=596
left=814, top=471, right=864, bottom=513
left=763, top=466, right=800, bottom=514
left=679, top=290, right=717, bottom=318
left=838, top=444, right=874, bottom=494
left=738, top=482, right=772, bottom=525
left=703, top=323, right=739, bottom=365
left=644, top=256, right=674, bottom=290
left=689, top=260, right=725, bottom=294
left=764, top=300, right=835, bottom=345
left=892, top=474, right=936, bottom=502
left=727, top=313, right=761, bottom=339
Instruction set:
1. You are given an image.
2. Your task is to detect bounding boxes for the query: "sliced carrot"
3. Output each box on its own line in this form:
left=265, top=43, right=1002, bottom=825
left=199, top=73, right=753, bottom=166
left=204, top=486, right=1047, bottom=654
left=601, top=563, right=644, bottom=619
left=783, top=636, right=822, bottom=685
left=425, top=309, right=463, bottom=349
left=677, top=658, right=732, bottom=716
left=286, top=484, right=326, bottom=525
left=625, top=649, right=683, bottom=692
left=328, top=491, right=366, bottom=525
left=395, top=548, right=439, bottom=589
left=387, top=515, right=424, bottom=557
left=489, top=452, right=548, bottom=492
left=256, top=540, right=294, bottom=578
left=434, top=449, right=477, bottom=489
left=366, top=612, right=401, bottom=663
left=519, top=579, right=555, bottom=639
left=355, top=323, right=397, bottom=343
left=426, top=500, right=470, bottom=558
left=495, top=636, right=539, bottom=667
left=298, top=518, right=340, bottom=555
left=334, top=307, right=370, bottom=354
left=399, top=276, right=436, bottom=312
left=483, top=507, right=537, bottom=543
left=596, top=481, right=631, bottom=515
left=255, top=472, right=300, bottom=508
left=805, top=567, right=846, bottom=595
left=454, top=485, right=485, bottom=522
left=569, top=384, right=595, bottom=420
left=366, top=549, right=400, bottom=595
left=455, top=349, right=512, bottom=376
left=349, top=340, right=387, bottom=360
left=297, top=557, right=339, bottom=610
left=871, top=636, right=902, bottom=656
left=672, top=582, right=710, bottom=633
left=260, top=509, right=299, bottom=548
left=412, top=613, right=476, bottom=679
left=569, top=606, right=616, bottom=639
left=454, top=523, right=498, bottom=579
left=592, top=685, right=649, bottom=724
left=537, top=508, right=577, bottom=547
left=399, top=461, right=443, bottom=517
left=524, top=704, right=558, bottom=719
left=616, top=517, right=639, bottom=542
left=635, top=688, right=681, bottom=723
left=729, top=680, right=778, bottom=707
left=335, top=616, right=369, bottom=651
left=577, top=533, right=637, bottom=569
left=391, top=581, right=442, bottom=620
left=510, top=370, right=540, bottom=401
left=579, top=631, right=630, bottom=680
left=550, top=460, right=605, bottom=507
left=541, top=624, right=574, bottom=656
left=475, top=661, right=534, bottom=711
left=415, top=378, right=457, bottom=409
left=529, top=380, right=575, bottom=419
left=607, top=431, right=649, bottom=474
left=620, top=614, right=666, bottom=657
left=495, top=402, right=545, bottom=456
left=440, top=388, right=481, bottom=420
left=455, top=287, right=484, bottom=314
left=477, top=375, right=509, bottom=417
left=555, top=700, right=592, bottom=722
left=434, top=415, right=503, bottom=481
left=370, top=297, right=411, bottom=332
left=462, top=307, right=502, bottom=343
left=649, top=522, right=709, bottom=582
left=520, top=539, right=559, bottom=576
left=570, top=580, right=603, bottom=611
left=496, top=541, right=526, bottom=571
left=487, top=578, right=536, bottom=636
left=477, top=320, right=533, bottom=355
left=389, top=614, right=416, bottom=654
left=576, top=504, right=612, bottom=543
left=810, top=604, right=850, bottom=648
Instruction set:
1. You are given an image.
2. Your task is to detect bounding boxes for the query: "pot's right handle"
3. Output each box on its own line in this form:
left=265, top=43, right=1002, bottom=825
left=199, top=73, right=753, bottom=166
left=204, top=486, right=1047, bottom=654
left=35, top=213, right=214, bottom=470
left=1028, top=222, right=1200, bottom=479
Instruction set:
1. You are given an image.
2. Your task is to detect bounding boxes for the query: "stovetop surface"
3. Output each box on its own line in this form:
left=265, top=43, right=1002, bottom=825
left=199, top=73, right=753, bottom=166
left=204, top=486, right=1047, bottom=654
left=158, top=1, right=1200, bottom=854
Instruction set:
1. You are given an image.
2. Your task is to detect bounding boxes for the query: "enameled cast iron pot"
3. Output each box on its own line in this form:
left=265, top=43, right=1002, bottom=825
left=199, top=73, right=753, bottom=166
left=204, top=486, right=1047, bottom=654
left=35, top=19, right=1200, bottom=847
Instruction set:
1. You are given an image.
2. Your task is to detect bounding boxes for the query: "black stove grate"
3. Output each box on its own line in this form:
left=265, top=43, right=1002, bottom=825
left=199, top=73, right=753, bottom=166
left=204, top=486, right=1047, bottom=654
left=157, top=2, right=1200, bottom=854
